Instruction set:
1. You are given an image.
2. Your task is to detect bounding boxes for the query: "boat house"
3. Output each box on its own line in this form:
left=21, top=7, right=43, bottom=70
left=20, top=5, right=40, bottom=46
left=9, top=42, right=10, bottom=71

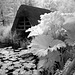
left=12, top=5, right=51, bottom=35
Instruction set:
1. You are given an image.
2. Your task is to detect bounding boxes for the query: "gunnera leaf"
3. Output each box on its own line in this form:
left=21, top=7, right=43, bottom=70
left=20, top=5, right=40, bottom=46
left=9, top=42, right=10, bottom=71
left=46, top=51, right=60, bottom=68
left=62, top=16, right=75, bottom=45
left=37, top=51, right=60, bottom=71
left=28, top=34, right=65, bottom=57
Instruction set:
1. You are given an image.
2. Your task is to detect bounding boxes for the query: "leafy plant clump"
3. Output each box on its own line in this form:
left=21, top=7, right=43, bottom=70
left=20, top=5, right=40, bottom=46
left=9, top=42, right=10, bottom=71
left=26, top=10, right=75, bottom=75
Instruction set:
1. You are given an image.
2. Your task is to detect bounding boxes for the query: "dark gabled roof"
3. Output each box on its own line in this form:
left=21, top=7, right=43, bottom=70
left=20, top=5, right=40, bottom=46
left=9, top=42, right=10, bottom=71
left=11, top=5, right=51, bottom=31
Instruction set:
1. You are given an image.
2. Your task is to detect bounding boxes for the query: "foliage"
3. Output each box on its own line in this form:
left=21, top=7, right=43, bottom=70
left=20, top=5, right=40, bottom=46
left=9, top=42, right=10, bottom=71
left=44, top=0, right=75, bottom=13
left=26, top=8, right=75, bottom=74
left=1, top=0, right=75, bottom=75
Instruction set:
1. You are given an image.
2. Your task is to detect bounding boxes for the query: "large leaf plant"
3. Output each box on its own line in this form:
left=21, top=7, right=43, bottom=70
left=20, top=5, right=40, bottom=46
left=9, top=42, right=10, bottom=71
left=26, top=11, right=75, bottom=75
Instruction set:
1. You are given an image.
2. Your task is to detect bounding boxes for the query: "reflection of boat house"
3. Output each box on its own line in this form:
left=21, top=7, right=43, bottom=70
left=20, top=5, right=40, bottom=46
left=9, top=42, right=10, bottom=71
left=12, top=5, right=51, bottom=37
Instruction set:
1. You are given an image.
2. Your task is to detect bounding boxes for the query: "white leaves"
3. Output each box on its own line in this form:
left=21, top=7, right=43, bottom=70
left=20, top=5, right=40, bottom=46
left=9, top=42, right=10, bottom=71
left=26, top=25, right=43, bottom=37
left=28, top=34, right=53, bottom=49
left=62, top=15, right=75, bottom=45
left=47, top=0, right=75, bottom=13
left=43, top=51, right=60, bottom=69
left=28, top=34, right=65, bottom=57
left=26, top=11, right=65, bottom=37
left=37, top=59, right=46, bottom=69
left=49, top=42, right=66, bottom=52
left=27, top=11, right=75, bottom=47
left=63, top=17, right=75, bottom=31
left=65, top=39, right=75, bottom=46
left=29, top=48, right=48, bottom=57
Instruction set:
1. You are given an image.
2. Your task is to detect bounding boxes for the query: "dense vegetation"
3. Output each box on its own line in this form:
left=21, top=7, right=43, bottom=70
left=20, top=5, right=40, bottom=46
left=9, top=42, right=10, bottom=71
left=0, top=0, right=75, bottom=75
